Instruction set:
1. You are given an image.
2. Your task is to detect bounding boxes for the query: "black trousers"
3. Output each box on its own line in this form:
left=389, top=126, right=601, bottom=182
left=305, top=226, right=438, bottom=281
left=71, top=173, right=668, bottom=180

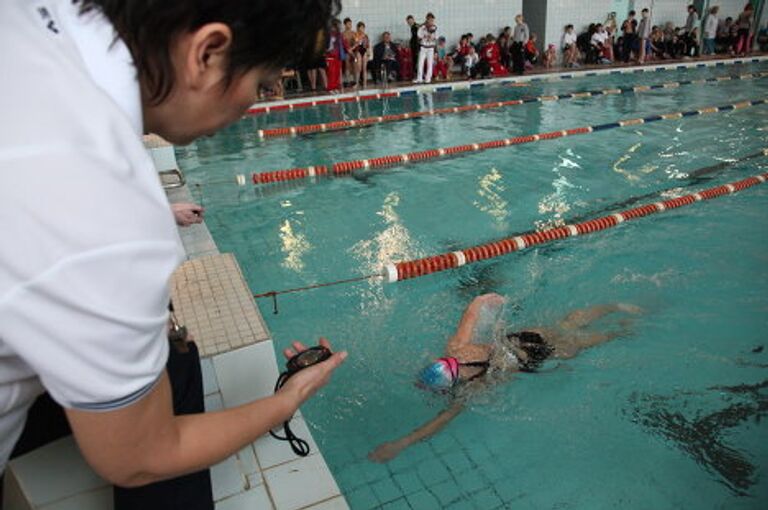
left=511, top=42, right=525, bottom=74
left=3, top=341, right=213, bottom=510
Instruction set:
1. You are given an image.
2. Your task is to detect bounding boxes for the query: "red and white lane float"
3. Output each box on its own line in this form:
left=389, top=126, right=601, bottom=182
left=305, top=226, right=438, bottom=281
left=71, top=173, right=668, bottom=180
left=382, top=171, right=768, bottom=282
left=236, top=99, right=767, bottom=187
left=255, top=71, right=768, bottom=140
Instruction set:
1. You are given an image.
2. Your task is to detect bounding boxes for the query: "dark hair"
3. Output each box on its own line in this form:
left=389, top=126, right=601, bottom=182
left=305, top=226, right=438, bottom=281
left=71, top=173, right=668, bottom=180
left=507, top=332, right=555, bottom=372
left=566, top=24, right=574, bottom=30
left=426, top=12, right=435, bottom=19
left=629, top=10, right=636, bottom=16
left=79, top=0, right=340, bottom=105
left=343, top=17, right=351, bottom=24
left=406, top=15, right=414, bottom=21
left=356, top=21, right=365, bottom=29
left=642, top=8, right=649, bottom=13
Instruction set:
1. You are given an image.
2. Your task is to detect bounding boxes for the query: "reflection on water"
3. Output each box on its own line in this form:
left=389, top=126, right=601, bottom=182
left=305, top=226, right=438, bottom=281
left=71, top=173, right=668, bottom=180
left=279, top=218, right=311, bottom=271
left=473, top=167, right=509, bottom=229
left=349, top=192, right=421, bottom=274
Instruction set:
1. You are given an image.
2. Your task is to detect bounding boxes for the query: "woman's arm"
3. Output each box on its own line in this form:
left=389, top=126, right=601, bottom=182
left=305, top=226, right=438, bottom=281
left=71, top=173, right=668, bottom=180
left=368, top=401, right=464, bottom=463
left=446, top=293, right=505, bottom=352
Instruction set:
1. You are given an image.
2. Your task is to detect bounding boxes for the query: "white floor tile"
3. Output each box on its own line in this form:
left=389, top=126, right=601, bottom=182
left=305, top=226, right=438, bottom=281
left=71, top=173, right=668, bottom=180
left=211, top=455, right=247, bottom=502
left=237, top=445, right=260, bottom=475
left=253, top=415, right=319, bottom=470
left=215, top=485, right=273, bottom=510
left=213, top=342, right=280, bottom=407
left=8, top=437, right=108, bottom=507
left=201, top=357, right=219, bottom=395
left=263, top=455, right=341, bottom=510
left=205, top=392, right=224, bottom=412
left=40, top=487, right=113, bottom=510
left=303, top=496, right=349, bottom=510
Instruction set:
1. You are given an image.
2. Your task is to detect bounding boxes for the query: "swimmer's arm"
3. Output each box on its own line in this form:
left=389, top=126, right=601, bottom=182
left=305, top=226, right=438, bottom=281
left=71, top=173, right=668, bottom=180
left=447, top=294, right=505, bottom=350
left=368, top=402, right=464, bottom=463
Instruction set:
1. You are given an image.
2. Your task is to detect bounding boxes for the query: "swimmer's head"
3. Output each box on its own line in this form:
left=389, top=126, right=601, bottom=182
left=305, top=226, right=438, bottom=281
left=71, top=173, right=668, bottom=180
left=417, top=357, right=459, bottom=391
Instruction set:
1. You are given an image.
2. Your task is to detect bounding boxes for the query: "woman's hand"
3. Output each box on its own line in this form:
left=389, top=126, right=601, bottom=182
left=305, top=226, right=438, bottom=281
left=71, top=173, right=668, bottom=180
left=277, top=337, right=347, bottom=409
left=171, top=202, right=204, bottom=226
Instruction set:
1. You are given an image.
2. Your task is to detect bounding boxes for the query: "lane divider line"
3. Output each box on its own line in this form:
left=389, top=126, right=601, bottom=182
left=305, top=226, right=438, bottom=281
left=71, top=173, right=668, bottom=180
left=254, top=71, right=768, bottom=140
left=246, top=56, right=768, bottom=116
left=384, top=172, right=768, bottom=282
left=247, top=98, right=767, bottom=186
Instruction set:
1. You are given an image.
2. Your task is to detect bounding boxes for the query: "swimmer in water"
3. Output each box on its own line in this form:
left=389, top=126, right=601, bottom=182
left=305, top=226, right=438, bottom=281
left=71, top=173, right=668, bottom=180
left=368, top=293, right=642, bottom=462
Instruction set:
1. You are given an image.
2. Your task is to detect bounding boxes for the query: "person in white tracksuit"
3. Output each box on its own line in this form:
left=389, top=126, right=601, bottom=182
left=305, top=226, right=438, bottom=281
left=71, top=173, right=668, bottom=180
left=415, top=13, right=438, bottom=83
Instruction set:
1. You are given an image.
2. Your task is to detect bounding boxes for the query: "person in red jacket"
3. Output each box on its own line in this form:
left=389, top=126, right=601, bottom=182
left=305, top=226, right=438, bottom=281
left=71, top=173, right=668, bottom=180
left=481, top=34, right=508, bottom=76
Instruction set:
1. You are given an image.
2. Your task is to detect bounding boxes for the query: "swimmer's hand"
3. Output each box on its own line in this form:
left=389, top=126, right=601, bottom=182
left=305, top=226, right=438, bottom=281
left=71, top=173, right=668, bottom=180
left=278, top=337, right=347, bottom=408
left=368, top=440, right=405, bottom=463
left=172, top=203, right=205, bottom=226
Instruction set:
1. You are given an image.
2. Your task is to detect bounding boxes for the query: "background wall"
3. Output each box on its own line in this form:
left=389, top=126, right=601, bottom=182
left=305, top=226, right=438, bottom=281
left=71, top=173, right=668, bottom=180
left=339, top=0, right=523, bottom=47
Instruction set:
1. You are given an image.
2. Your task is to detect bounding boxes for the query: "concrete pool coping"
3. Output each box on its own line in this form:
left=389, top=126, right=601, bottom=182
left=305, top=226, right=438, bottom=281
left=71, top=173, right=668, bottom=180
left=246, top=54, right=768, bottom=114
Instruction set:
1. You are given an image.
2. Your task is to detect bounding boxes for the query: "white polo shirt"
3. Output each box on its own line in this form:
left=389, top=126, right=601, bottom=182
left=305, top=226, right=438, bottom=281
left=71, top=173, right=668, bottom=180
left=0, top=0, right=182, bottom=471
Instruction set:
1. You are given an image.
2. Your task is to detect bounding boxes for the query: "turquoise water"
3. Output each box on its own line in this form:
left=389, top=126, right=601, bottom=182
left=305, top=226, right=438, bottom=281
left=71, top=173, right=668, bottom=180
left=177, top=62, right=768, bottom=509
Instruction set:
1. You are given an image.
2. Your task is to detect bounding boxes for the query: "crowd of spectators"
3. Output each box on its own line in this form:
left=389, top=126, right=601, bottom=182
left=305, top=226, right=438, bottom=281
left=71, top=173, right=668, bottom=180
left=274, top=3, right=764, bottom=97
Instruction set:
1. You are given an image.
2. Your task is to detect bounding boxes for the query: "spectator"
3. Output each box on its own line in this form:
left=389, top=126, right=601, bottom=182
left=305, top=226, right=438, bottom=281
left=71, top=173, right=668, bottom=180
left=591, top=24, right=612, bottom=64
left=684, top=27, right=700, bottom=57
left=562, top=24, right=579, bottom=68
left=604, top=23, right=616, bottom=62
left=758, top=23, right=768, bottom=52
left=450, top=34, right=472, bottom=72
left=717, top=17, right=736, bottom=54
left=512, top=14, right=530, bottom=74
left=306, top=60, right=328, bottom=92
left=465, top=46, right=480, bottom=78
left=326, top=18, right=346, bottom=91
left=481, top=34, right=507, bottom=76
left=415, top=12, right=438, bottom=84
left=650, top=26, right=667, bottom=59
left=498, top=26, right=513, bottom=69
left=621, top=10, right=638, bottom=62
left=605, top=11, right=618, bottom=35
left=637, top=8, right=652, bottom=63
left=524, top=33, right=540, bottom=67
left=434, top=36, right=451, bottom=80
left=684, top=4, right=700, bottom=50
left=352, top=21, right=370, bottom=88
left=406, top=15, right=420, bottom=74
left=703, top=6, right=720, bottom=55
left=735, top=3, right=755, bottom=56
left=543, top=44, right=557, bottom=69
left=371, top=32, right=400, bottom=84
left=577, top=24, right=597, bottom=64
left=342, top=18, right=357, bottom=86
left=466, top=32, right=478, bottom=52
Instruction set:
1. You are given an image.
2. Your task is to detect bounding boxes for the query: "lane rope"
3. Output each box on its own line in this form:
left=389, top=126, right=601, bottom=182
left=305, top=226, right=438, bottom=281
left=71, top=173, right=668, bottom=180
left=239, top=98, right=767, bottom=186
left=385, top=171, right=768, bottom=282
left=252, top=154, right=767, bottom=302
left=255, top=71, right=768, bottom=140
left=245, top=56, right=767, bottom=116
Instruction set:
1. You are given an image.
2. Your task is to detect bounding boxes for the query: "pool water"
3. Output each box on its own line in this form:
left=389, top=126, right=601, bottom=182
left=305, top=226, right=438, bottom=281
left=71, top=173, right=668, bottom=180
left=176, top=61, right=768, bottom=509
